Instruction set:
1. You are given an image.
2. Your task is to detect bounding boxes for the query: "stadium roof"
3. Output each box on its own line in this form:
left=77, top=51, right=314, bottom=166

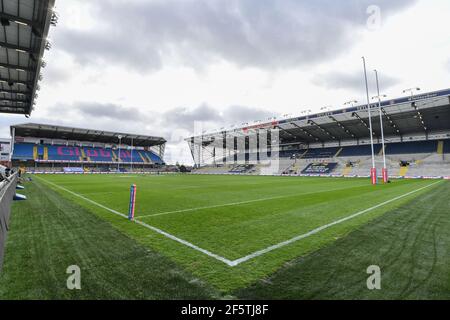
left=0, top=0, right=56, bottom=115
left=188, top=88, right=450, bottom=146
left=11, top=123, right=166, bottom=147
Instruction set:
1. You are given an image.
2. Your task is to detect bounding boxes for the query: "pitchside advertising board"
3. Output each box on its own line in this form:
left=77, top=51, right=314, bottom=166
left=301, top=163, right=337, bottom=174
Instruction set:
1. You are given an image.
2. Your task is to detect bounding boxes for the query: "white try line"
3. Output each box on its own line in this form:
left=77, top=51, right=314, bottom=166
left=36, top=177, right=443, bottom=267
left=138, top=183, right=370, bottom=219
left=227, top=180, right=443, bottom=266
left=36, top=177, right=235, bottom=267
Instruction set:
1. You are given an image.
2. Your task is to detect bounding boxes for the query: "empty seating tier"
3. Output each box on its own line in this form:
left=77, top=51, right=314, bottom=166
left=384, top=140, right=437, bottom=155
left=11, top=143, right=34, bottom=160
left=12, top=144, right=164, bottom=164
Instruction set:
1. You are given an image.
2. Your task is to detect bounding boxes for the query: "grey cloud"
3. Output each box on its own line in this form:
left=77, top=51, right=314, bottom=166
left=44, top=101, right=275, bottom=142
left=74, top=102, right=148, bottom=122
left=160, top=103, right=277, bottom=133
left=3, top=101, right=281, bottom=163
left=162, top=104, right=222, bottom=129
left=54, top=0, right=415, bottom=72
left=222, top=105, right=275, bottom=124
left=43, top=102, right=152, bottom=135
left=42, top=64, right=72, bottom=84
left=0, top=114, right=25, bottom=137
left=312, top=71, right=400, bottom=92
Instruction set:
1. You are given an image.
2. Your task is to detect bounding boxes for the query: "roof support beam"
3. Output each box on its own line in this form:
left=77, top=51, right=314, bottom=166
left=411, top=102, right=428, bottom=132
left=307, top=120, right=338, bottom=140
left=0, top=97, right=29, bottom=103
left=0, top=62, right=34, bottom=72
left=0, top=77, right=32, bottom=86
left=291, top=122, right=323, bottom=143
left=328, top=116, right=357, bottom=138
left=352, top=112, right=379, bottom=138
left=379, top=107, right=402, bottom=136
left=0, top=41, right=39, bottom=55
left=0, top=106, right=27, bottom=113
left=0, top=12, right=43, bottom=36
left=275, top=126, right=298, bottom=140
left=0, top=88, right=30, bottom=95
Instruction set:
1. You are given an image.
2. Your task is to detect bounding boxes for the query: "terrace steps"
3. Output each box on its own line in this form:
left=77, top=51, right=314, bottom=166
left=342, top=166, right=353, bottom=175
left=399, top=166, right=409, bottom=176
left=79, top=148, right=91, bottom=162
left=437, top=141, right=444, bottom=155
left=43, top=147, right=48, bottom=161
left=139, top=151, right=150, bottom=163
left=145, top=153, right=153, bottom=163
left=299, top=150, right=308, bottom=159
left=111, top=150, right=118, bottom=161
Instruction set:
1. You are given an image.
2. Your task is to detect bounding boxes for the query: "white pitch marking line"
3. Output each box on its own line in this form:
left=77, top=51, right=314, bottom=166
left=228, top=180, right=443, bottom=266
left=36, top=177, right=443, bottom=267
left=36, top=177, right=235, bottom=267
left=138, top=183, right=370, bottom=219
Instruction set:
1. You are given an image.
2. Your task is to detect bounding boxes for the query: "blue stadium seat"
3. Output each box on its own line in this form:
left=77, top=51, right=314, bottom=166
left=444, top=140, right=450, bottom=154
left=302, top=147, right=340, bottom=159
left=47, top=145, right=80, bottom=161
left=12, top=143, right=34, bottom=160
left=338, top=144, right=382, bottom=157
left=385, top=140, right=437, bottom=155
left=12, top=143, right=165, bottom=164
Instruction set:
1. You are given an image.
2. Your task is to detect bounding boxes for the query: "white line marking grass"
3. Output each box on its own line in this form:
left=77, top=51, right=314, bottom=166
left=228, top=180, right=443, bottom=266
left=138, top=183, right=369, bottom=219
left=37, top=177, right=235, bottom=266
left=36, top=176, right=442, bottom=267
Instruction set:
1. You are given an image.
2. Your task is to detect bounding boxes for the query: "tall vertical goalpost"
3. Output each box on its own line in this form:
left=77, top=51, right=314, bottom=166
left=362, top=57, right=377, bottom=185
left=374, top=70, right=388, bottom=183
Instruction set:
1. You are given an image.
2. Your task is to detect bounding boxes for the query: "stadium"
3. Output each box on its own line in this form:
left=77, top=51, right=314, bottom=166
left=1, top=0, right=450, bottom=307
left=188, top=88, right=450, bottom=179
left=11, top=123, right=167, bottom=173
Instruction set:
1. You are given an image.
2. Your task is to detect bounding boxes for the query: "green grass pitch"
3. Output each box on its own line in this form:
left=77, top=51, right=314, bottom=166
left=1, top=174, right=449, bottom=299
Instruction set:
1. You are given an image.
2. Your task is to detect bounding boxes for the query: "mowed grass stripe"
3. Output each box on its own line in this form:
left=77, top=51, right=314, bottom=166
left=138, top=179, right=434, bottom=259
left=236, top=180, right=450, bottom=299
left=26, top=175, right=443, bottom=292
left=137, top=182, right=373, bottom=218
left=0, top=178, right=216, bottom=299
left=36, top=176, right=375, bottom=265
left=36, top=176, right=236, bottom=266
left=37, top=175, right=436, bottom=261
left=41, top=175, right=369, bottom=216
left=230, top=180, right=443, bottom=266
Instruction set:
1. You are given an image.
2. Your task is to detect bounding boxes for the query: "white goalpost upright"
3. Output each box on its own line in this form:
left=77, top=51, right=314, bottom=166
left=374, top=70, right=388, bottom=183
left=362, top=57, right=377, bottom=185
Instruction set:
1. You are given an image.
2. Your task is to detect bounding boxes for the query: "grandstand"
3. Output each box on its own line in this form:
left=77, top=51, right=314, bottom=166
left=10, top=123, right=166, bottom=173
left=188, top=88, right=450, bottom=179
left=0, top=0, right=56, bottom=277
left=0, top=0, right=56, bottom=116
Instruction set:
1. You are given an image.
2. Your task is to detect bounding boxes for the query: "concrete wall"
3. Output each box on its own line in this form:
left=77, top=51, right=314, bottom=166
left=0, top=173, right=18, bottom=272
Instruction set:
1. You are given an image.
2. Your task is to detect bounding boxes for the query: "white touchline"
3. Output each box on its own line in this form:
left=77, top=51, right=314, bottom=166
left=36, top=177, right=442, bottom=267
left=228, top=180, right=443, bottom=266
left=138, top=183, right=370, bottom=219
left=36, top=177, right=236, bottom=267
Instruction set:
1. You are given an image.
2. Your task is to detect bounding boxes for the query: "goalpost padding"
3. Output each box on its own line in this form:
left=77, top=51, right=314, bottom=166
left=128, top=184, right=137, bottom=220
left=371, top=168, right=377, bottom=185
left=382, top=168, right=389, bottom=183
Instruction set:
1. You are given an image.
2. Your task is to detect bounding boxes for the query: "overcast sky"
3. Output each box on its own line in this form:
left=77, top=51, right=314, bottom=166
left=1, top=0, right=449, bottom=164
